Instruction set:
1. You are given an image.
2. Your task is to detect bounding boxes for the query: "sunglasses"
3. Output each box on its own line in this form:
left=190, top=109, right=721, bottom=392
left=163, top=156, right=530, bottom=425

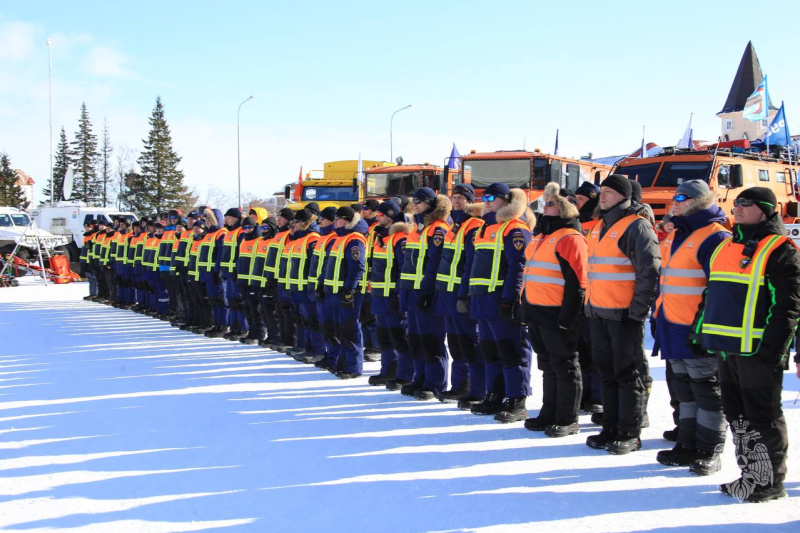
left=482, top=194, right=496, bottom=202
left=672, top=194, right=692, bottom=203
left=544, top=201, right=556, bottom=207
left=242, top=225, right=254, bottom=230
left=733, top=198, right=774, bottom=207
left=412, top=197, right=423, bottom=204
left=361, top=206, right=373, bottom=211
left=169, top=216, right=178, bottom=220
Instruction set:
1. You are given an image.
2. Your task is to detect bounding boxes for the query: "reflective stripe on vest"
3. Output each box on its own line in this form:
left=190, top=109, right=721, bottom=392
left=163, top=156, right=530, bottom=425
left=435, top=217, right=485, bottom=292
left=361, top=224, right=380, bottom=294
left=114, top=233, right=130, bottom=264
left=371, top=231, right=407, bottom=297
left=188, top=239, right=205, bottom=281
left=522, top=227, right=582, bottom=306
left=700, top=234, right=791, bottom=355
left=654, top=223, right=726, bottom=325
left=276, top=237, right=294, bottom=288
left=308, top=232, right=336, bottom=287
left=286, top=233, right=320, bottom=290
left=584, top=214, right=639, bottom=309
left=172, top=232, right=192, bottom=271
left=158, top=230, right=177, bottom=267
left=219, top=227, right=240, bottom=273
left=265, top=231, right=289, bottom=278
left=236, top=238, right=259, bottom=284
left=323, top=233, right=367, bottom=294
left=251, top=237, right=272, bottom=287
left=470, top=219, right=528, bottom=292
left=143, top=237, right=160, bottom=271
left=197, top=230, right=223, bottom=273
left=399, top=220, right=449, bottom=290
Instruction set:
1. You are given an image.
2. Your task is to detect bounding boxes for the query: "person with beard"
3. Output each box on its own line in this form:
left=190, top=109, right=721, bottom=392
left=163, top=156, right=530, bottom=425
left=433, top=183, right=485, bottom=404
left=316, top=206, right=367, bottom=378
left=397, top=187, right=452, bottom=399
left=650, top=180, right=730, bottom=475
left=235, top=217, right=264, bottom=345
left=465, top=183, right=534, bottom=423
left=522, top=183, right=587, bottom=437
left=285, top=209, right=325, bottom=362
left=693, top=187, right=800, bottom=502
left=574, top=181, right=604, bottom=418
left=307, top=207, right=338, bottom=364
left=584, top=175, right=660, bottom=455
left=367, top=200, right=412, bottom=386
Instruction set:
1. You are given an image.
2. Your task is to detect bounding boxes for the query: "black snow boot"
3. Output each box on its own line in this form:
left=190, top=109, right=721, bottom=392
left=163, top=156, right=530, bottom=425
left=494, top=397, right=527, bottom=423
left=545, top=420, right=580, bottom=438
left=438, top=379, right=470, bottom=403
left=656, top=443, right=699, bottom=467
left=605, top=431, right=642, bottom=455
left=470, top=392, right=504, bottom=415
left=586, top=428, right=617, bottom=450
left=690, top=449, right=722, bottom=476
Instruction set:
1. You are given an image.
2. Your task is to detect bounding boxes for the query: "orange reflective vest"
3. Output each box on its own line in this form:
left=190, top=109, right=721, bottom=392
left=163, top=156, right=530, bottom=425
left=265, top=230, right=289, bottom=280
left=581, top=219, right=599, bottom=237
left=286, top=233, right=320, bottom=290
left=435, top=217, right=485, bottom=293
left=700, top=234, right=794, bottom=355
left=585, top=214, right=639, bottom=310
left=371, top=230, right=408, bottom=297
left=653, top=223, right=727, bottom=326
left=522, top=227, right=583, bottom=306
left=251, top=237, right=272, bottom=288
left=236, top=238, right=259, bottom=284
left=469, top=219, right=529, bottom=294
left=399, top=220, right=450, bottom=290
left=308, top=232, right=337, bottom=290
left=218, top=227, right=240, bottom=273
left=323, top=233, right=367, bottom=294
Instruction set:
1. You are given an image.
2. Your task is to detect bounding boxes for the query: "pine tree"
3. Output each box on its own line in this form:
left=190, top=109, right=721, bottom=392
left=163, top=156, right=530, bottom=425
left=41, top=127, right=70, bottom=204
left=0, top=153, right=28, bottom=210
left=69, top=102, right=101, bottom=204
left=100, top=119, right=113, bottom=207
left=135, top=97, right=196, bottom=214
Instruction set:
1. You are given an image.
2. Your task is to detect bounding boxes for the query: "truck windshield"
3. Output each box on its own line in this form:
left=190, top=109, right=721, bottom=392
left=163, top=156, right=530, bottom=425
left=367, top=172, right=423, bottom=197
left=302, top=186, right=356, bottom=202
left=111, top=213, right=137, bottom=223
left=464, top=159, right=530, bottom=188
left=654, top=162, right=712, bottom=187
left=613, top=163, right=661, bottom=187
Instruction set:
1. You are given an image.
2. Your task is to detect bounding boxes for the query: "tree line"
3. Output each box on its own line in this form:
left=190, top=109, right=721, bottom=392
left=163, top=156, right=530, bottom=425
left=38, top=97, right=197, bottom=215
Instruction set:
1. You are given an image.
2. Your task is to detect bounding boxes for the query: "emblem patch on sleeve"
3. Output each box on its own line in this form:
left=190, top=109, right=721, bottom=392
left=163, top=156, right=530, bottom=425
left=512, top=232, right=525, bottom=251
left=351, top=246, right=361, bottom=261
left=432, top=233, right=443, bottom=247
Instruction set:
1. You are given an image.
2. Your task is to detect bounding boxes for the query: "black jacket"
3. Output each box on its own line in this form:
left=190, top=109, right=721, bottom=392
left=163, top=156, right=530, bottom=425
left=694, top=213, right=800, bottom=365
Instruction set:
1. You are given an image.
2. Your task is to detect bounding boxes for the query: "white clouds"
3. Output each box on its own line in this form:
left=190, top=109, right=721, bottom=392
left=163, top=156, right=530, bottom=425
left=82, top=45, right=138, bottom=79
left=0, top=21, right=36, bottom=61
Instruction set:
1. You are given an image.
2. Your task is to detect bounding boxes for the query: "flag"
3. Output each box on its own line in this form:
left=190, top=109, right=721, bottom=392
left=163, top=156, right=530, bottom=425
left=764, top=102, right=791, bottom=146
left=677, top=113, right=693, bottom=148
left=743, top=76, right=768, bottom=121
left=641, top=126, right=646, bottom=158
left=554, top=129, right=559, bottom=155
left=298, top=166, right=303, bottom=184
left=357, top=152, right=364, bottom=182
left=447, top=143, right=461, bottom=169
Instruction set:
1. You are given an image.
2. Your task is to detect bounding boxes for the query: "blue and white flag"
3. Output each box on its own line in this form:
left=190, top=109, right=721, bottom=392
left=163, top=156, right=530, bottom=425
left=743, top=76, right=768, bottom=121
left=764, top=102, right=791, bottom=146
left=554, top=129, right=559, bottom=156
left=447, top=143, right=461, bottom=170
left=677, top=113, right=693, bottom=149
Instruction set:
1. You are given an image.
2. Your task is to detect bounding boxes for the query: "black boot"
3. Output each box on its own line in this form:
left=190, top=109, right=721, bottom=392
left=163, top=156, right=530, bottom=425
left=657, top=443, right=699, bottom=467
left=470, top=392, right=504, bottom=415
left=385, top=379, right=410, bottom=391
left=413, top=388, right=437, bottom=401
left=494, top=397, right=527, bottom=423
left=663, top=426, right=679, bottom=442
left=545, top=420, right=580, bottom=438
left=456, top=396, right=482, bottom=410
left=438, top=379, right=470, bottom=403
left=690, top=449, right=722, bottom=476
left=606, top=431, right=642, bottom=455
left=586, top=428, right=617, bottom=449
left=400, top=380, right=423, bottom=397
left=524, top=416, right=553, bottom=432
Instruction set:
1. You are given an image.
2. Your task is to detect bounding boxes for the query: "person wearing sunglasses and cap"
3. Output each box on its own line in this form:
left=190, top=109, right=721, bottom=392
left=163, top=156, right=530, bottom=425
left=431, top=183, right=486, bottom=405
left=584, top=174, right=660, bottom=455
left=307, top=206, right=338, bottom=363
left=464, top=182, right=535, bottom=423
left=691, top=186, right=800, bottom=502
left=250, top=217, right=281, bottom=347
left=234, top=217, right=265, bottom=345
left=397, top=187, right=452, bottom=399
left=521, top=183, right=588, bottom=437
left=647, top=180, right=731, bottom=475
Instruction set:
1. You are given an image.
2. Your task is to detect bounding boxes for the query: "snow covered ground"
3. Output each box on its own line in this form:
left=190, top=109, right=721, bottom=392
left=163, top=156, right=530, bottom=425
left=0, top=277, right=798, bottom=532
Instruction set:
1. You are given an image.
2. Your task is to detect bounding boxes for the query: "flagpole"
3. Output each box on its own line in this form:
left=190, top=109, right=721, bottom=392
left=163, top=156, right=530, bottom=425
left=765, top=76, right=770, bottom=154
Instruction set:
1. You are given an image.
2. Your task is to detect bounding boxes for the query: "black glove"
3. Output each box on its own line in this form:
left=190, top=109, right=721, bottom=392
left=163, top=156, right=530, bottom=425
left=417, top=292, right=434, bottom=312
left=499, top=299, right=514, bottom=321
left=650, top=319, right=657, bottom=339
left=456, top=298, right=470, bottom=314
left=340, top=289, right=355, bottom=309
left=314, top=283, right=325, bottom=301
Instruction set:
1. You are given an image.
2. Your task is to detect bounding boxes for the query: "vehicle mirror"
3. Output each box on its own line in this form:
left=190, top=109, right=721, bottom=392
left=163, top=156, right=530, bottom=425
left=352, top=177, right=359, bottom=192
left=432, top=174, right=441, bottom=193
left=284, top=185, right=291, bottom=200
left=730, top=164, right=744, bottom=188
left=594, top=171, right=602, bottom=184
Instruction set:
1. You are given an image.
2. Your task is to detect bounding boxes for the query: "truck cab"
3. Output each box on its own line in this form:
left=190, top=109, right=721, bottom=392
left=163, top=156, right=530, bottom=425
left=613, top=144, right=800, bottom=225
left=364, top=163, right=462, bottom=200
left=460, top=150, right=612, bottom=209
left=0, top=206, right=70, bottom=265
left=284, top=159, right=395, bottom=211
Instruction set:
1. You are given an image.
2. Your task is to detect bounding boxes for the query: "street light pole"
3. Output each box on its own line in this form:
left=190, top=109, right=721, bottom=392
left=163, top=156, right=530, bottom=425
left=237, top=95, right=254, bottom=208
left=390, top=104, right=411, bottom=163
left=46, top=38, right=54, bottom=205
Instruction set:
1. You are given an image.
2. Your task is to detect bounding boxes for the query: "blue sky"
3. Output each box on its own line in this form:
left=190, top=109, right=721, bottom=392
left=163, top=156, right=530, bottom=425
left=1, top=1, right=798, bottom=206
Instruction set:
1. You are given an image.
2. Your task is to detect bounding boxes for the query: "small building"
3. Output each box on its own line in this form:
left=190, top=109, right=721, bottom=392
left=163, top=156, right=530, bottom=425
left=717, top=41, right=778, bottom=142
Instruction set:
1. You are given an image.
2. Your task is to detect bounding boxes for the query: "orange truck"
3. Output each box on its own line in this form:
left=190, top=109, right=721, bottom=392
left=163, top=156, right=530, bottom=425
left=460, top=149, right=612, bottom=206
left=363, top=163, right=463, bottom=201
left=612, top=140, right=800, bottom=225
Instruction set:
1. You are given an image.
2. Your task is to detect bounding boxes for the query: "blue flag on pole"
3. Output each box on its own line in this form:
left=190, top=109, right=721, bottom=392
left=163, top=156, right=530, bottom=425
left=764, top=102, right=791, bottom=146
left=447, top=143, right=461, bottom=170
left=743, top=76, right=768, bottom=121
left=554, top=129, right=559, bottom=156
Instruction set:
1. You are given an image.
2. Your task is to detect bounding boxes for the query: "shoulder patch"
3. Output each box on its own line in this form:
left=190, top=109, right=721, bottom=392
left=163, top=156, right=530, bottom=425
left=351, top=246, right=361, bottom=261
left=512, top=231, right=526, bottom=251
left=432, top=232, right=444, bottom=247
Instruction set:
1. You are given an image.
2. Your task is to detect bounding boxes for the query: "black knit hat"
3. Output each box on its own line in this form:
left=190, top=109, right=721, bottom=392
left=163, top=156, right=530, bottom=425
left=293, top=209, right=312, bottom=223
left=320, top=206, right=337, bottom=222
left=193, top=220, right=207, bottom=229
left=224, top=207, right=243, bottom=219
left=737, top=187, right=777, bottom=216
left=629, top=180, right=642, bottom=203
left=241, top=216, right=256, bottom=228
left=154, top=222, right=164, bottom=229
left=413, top=187, right=437, bottom=205
left=575, top=181, right=600, bottom=199
left=305, top=202, right=321, bottom=216
left=600, top=174, right=632, bottom=200
left=279, top=208, right=295, bottom=221
left=336, top=206, right=356, bottom=222
left=484, top=182, right=511, bottom=202
left=452, top=183, right=475, bottom=203
left=362, top=199, right=380, bottom=211
left=377, top=200, right=401, bottom=218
